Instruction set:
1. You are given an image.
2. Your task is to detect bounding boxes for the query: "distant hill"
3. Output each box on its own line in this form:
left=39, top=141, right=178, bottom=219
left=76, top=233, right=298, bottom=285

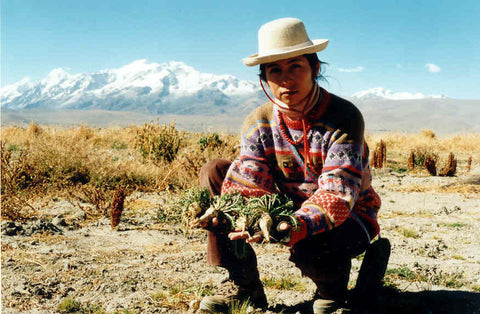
left=1, top=60, right=479, bottom=134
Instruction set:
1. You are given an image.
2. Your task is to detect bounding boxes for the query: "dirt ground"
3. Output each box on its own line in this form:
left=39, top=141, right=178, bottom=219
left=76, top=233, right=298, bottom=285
left=2, top=168, right=480, bottom=313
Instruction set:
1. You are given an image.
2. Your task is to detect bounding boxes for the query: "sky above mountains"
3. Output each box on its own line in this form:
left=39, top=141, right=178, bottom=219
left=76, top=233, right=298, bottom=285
left=2, top=0, right=479, bottom=99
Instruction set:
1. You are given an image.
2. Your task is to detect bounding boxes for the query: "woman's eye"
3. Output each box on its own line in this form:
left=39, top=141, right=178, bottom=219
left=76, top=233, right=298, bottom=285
left=269, top=68, right=281, bottom=74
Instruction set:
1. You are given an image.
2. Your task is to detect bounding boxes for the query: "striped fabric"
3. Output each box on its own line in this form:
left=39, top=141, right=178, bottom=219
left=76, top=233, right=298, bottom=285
left=221, top=88, right=381, bottom=246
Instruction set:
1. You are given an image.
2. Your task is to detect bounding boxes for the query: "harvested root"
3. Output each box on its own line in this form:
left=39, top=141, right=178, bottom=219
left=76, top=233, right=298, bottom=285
left=257, top=212, right=273, bottom=243
left=179, top=189, right=297, bottom=244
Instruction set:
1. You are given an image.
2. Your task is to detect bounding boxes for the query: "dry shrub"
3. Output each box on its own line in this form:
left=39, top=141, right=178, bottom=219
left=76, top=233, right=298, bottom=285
left=439, top=152, right=457, bottom=177
left=1, top=140, right=39, bottom=220
left=174, top=132, right=239, bottom=184
left=421, top=129, right=436, bottom=139
left=134, top=121, right=182, bottom=164
left=425, top=155, right=437, bottom=176
left=73, top=124, right=95, bottom=140
left=1, top=125, right=158, bottom=220
left=371, top=140, right=386, bottom=168
left=110, top=185, right=126, bottom=229
left=68, top=184, right=114, bottom=218
left=410, top=146, right=440, bottom=171
left=467, top=156, right=472, bottom=172
left=408, top=151, right=415, bottom=170
left=27, top=121, right=42, bottom=137
left=1, top=123, right=243, bottom=221
left=366, top=131, right=479, bottom=173
left=381, top=140, right=386, bottom=165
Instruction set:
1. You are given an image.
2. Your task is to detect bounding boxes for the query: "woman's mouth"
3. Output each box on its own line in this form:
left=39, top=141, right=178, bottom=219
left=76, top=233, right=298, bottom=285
left=281, top=90, right=297, bottom=96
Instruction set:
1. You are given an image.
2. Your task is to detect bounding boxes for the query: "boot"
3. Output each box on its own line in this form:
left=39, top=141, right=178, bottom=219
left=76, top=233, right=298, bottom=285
left=313, top=298, right=345, bottom=314
left=199, top=278, right=267, bottom=313
left=200, top=237, right=267, bottom=313
left=312, top=276, right=348, bottom=314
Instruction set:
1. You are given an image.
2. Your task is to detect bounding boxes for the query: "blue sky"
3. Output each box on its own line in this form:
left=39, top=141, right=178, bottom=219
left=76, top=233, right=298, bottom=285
left=2, top=0, right=479, bottom=99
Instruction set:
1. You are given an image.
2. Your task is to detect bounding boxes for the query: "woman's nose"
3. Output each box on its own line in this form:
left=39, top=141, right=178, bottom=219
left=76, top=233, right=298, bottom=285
left=282, top=73, right=295, bottom=87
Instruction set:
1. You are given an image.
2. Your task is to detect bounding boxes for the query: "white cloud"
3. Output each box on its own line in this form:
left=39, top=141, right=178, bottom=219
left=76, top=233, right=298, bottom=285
left=337, top=66, right=364, bottom=73
left=425, top=63, right=441, bottom=73
left=352, top=87, right=447, bottom=100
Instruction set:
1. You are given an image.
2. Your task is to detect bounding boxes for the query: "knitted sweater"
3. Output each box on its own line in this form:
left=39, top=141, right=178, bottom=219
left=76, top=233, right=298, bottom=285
left=221, top=88, right=381, bottom=246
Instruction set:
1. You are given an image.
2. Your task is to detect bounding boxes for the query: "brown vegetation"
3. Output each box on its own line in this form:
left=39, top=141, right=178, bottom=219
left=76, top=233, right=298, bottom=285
left=408, top=151, right=415, bottom=170
left=371, top=140, right=387, bottom=168
left=467, top=156, right=472, bottom=172
left=425, top=155, right=437, bottom=176
left=110, top=185, right=126, bottom=229
left=2, top=124, right=479, bottom=221
left=1, top=122, right=238, bottom=221
left=439, top=153, right=457, bottom=177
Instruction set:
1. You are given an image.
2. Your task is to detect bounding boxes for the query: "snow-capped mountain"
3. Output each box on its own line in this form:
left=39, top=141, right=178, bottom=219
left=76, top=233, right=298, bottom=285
left=352, top=87, right=447, bottom=100
left=1, top=59, right=263, bottom=115
left=3, top=61, right=479, bottom=133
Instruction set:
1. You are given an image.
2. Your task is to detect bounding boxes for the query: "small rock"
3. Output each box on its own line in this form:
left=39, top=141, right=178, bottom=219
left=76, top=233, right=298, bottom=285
left=52, top=216, right=68, bottom=227
left=189, top=299, right=200, bottom=312
left=1, top=221, right=22, bottom=236
left=73, top=209, right=87, bottom=221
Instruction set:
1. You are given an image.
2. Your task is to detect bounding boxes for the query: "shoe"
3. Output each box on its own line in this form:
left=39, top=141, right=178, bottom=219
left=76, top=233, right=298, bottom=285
left=199, top=280, right=267, bottom=313
left=313, top=298, right=344, bottom=314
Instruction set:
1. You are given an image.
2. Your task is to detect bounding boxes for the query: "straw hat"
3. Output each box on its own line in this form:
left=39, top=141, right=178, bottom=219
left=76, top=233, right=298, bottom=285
left=242, top=17, right=328, bottom=67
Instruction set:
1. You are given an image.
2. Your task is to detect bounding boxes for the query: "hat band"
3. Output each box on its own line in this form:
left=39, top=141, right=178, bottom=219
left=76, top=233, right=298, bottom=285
left=258, top=40, right=314, bottom=57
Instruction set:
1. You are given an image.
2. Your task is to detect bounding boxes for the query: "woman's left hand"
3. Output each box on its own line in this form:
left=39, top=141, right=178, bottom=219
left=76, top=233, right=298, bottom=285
left=227, top=221, right=291, bottom=243
left=228, top=229, right=262, bottom=243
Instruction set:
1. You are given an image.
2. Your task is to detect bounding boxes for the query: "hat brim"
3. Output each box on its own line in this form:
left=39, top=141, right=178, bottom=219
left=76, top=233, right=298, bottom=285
left=242, top=39, right=329, bottom=67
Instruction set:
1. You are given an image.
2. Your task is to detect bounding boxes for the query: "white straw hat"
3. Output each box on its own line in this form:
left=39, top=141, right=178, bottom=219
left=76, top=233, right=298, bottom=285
left=242, top=17, right=328, bottom=67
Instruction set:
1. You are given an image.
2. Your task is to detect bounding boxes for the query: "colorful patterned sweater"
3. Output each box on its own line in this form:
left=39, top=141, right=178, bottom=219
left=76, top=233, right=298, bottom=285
left=221, top=88, right=381, bottom=246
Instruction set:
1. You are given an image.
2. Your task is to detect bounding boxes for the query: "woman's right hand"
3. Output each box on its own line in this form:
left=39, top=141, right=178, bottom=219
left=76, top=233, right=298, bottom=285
left=198, top=211, right=230, bottom=233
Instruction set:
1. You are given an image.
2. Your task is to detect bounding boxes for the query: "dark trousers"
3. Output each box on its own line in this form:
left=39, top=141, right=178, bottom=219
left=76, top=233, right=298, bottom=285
left=199, top=159, right=370, bottom=300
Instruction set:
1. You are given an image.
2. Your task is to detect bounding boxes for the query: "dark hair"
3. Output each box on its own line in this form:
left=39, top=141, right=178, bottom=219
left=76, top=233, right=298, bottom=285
left=258, top=53, right=327, bottom=82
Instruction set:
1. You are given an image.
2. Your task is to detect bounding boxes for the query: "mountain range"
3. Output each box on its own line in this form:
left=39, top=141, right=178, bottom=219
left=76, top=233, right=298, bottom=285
left=1, top=59, right=263, bottom=115
left=1, top=60, right=479, bottom=133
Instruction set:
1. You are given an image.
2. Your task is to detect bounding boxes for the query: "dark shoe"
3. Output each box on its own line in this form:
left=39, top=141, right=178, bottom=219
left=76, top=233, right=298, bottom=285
left=313, top=298, right=345, bottom=314
left=199, top=280, right=267, bottom=313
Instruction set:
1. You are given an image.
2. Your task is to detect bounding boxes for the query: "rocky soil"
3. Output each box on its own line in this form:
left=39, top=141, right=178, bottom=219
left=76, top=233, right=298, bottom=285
left=2, top=169, right=480, bottom=313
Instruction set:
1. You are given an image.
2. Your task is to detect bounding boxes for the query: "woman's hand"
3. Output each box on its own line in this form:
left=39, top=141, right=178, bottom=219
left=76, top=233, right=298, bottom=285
left=198, top=213, right=230, bottom=233
left=228, top=221, right=291, bottom=243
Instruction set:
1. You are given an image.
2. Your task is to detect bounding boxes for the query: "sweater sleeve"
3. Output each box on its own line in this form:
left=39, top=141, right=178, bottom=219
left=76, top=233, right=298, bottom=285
left=221, top=118, right=277, bottom=197
left=290, top=130, right=366, bottom=246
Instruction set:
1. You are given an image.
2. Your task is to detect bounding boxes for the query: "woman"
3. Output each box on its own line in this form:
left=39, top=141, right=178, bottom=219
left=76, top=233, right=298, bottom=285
left=198, top=17, right=382, bottom=313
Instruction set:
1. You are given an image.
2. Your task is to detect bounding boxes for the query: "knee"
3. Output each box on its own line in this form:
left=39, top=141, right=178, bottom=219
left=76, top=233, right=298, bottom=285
left=199, top=159, right=231, bottom=196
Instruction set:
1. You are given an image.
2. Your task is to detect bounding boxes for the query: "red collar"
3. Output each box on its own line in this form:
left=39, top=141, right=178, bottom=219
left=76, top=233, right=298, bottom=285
left=279, top=88, right=330, bottom=130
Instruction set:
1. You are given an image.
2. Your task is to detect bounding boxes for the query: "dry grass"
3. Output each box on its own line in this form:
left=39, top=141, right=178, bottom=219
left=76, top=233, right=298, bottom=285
left=1, top=122, right=239, bottom=221
left=366, top=130, right=480, bottom=173
left=2, top=124, right=478, bottom=221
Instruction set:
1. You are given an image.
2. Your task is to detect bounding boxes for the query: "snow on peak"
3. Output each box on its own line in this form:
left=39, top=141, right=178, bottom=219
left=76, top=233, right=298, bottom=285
left=352, top=87, right=448, bottom=100
left=0, top=77, right=33, bottom=101
left=1, top=59, right=262, bottom=113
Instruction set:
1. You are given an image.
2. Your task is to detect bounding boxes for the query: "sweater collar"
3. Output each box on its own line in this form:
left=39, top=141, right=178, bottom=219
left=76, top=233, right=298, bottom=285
left=278, top=87, right=330, bottom=130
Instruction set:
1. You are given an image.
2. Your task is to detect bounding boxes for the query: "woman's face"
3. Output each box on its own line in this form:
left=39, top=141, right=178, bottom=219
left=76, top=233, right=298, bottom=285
left=265, top=56, right=319, bottom=105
